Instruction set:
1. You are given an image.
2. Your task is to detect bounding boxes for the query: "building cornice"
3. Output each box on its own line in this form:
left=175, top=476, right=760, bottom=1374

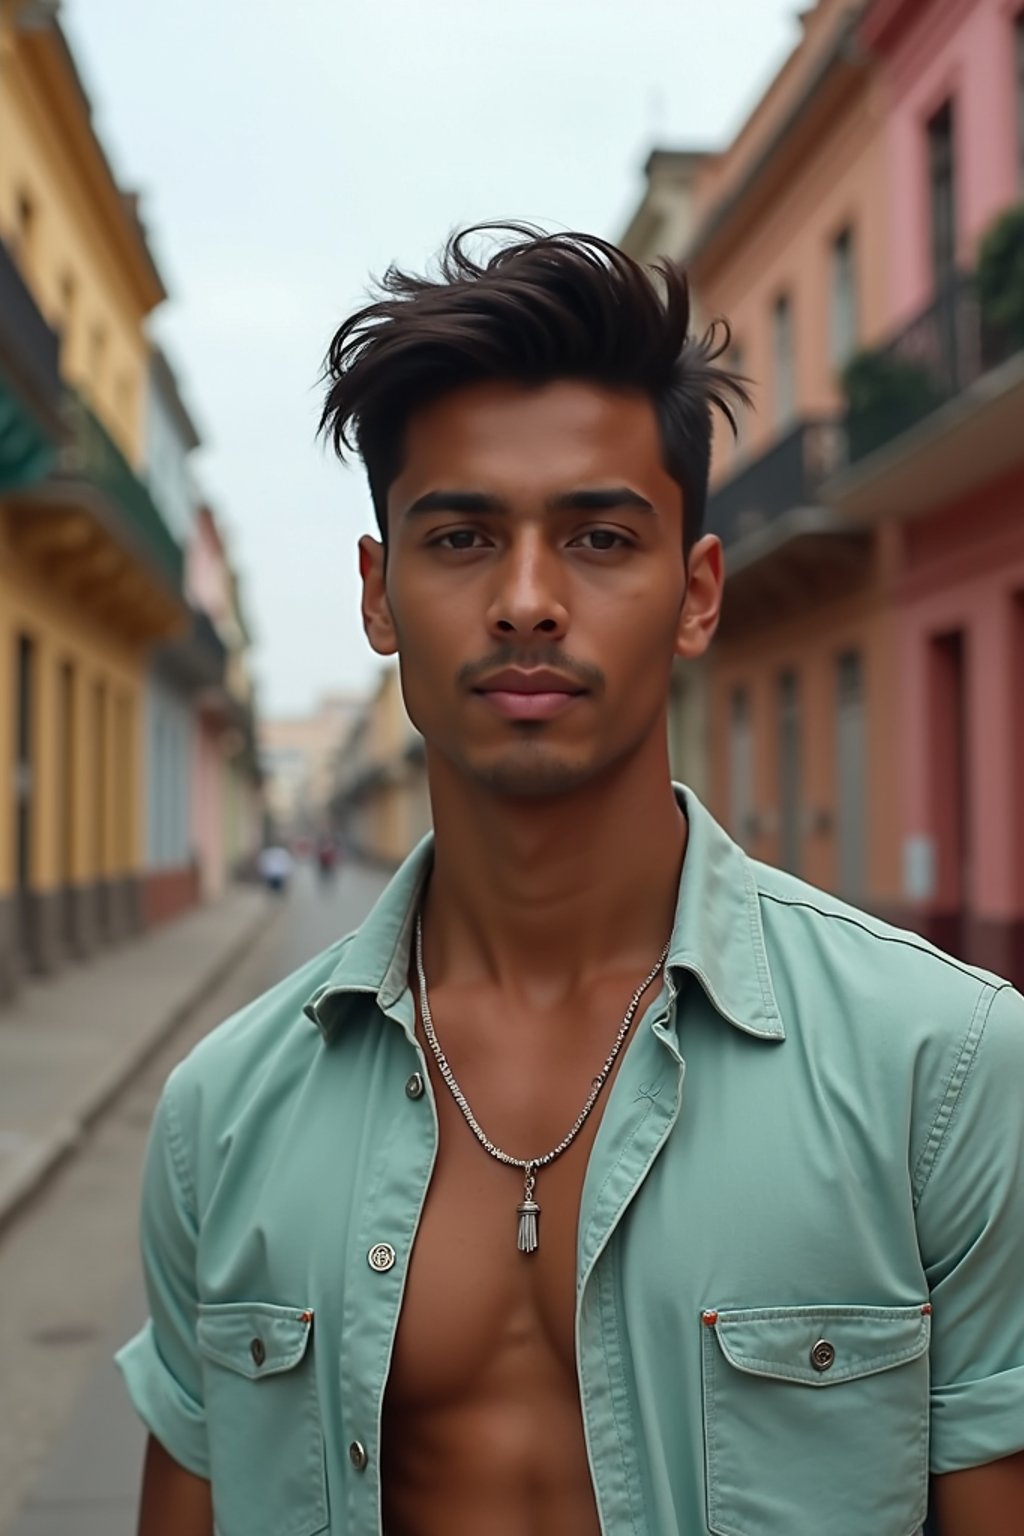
left=20, top=23, right=168, bottom=314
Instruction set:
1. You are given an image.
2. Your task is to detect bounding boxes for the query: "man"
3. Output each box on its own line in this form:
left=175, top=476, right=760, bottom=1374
left=117, top=227, right=1024, bottom=1535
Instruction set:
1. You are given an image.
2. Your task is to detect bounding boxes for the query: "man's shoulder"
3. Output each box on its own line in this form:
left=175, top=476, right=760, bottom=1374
left=748, top=858, right=1012, bottom=1031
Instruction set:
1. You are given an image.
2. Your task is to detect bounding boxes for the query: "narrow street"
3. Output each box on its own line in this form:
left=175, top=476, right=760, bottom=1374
left=0, top=860, right=389, bottom=1536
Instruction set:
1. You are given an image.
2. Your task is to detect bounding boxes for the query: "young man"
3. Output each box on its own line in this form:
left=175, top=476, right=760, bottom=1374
left=117, top=228, right=1024, bottom=1535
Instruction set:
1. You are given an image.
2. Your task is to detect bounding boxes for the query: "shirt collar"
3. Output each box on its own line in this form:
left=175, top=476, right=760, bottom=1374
left=304, top=785, right=783, bottom=1043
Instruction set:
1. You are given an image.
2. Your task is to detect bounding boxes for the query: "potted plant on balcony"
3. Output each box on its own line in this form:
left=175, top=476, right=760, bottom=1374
left=976, top=203, right=1024, bottom=366
left=841, top=347, right=944, bottom=463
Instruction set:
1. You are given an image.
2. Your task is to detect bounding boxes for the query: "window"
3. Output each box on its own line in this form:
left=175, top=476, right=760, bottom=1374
left=836, top=651, right=866, bottom=899
left=56, top=270, right=76, bottom=359
left=830, top=227, right=858, bottom=371
left=89, top=324, right=108, bottom=389
left=777, top=669, right=801, bottom=874
left=12, top=189, right=36, bottom=274
left=927, top=101, right=957, bottom=290
left=729, top=686, right=754, bottom=847
left=772, top=293, right=796, bottom=429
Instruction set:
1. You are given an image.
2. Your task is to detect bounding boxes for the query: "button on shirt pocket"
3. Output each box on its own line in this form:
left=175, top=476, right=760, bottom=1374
left=196, top=1302, right=327, bottom=1536
left=700, top=1303, right=931, bottom=1536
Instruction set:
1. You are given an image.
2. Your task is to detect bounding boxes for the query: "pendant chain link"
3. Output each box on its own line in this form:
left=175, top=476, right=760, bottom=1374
left=414, top=912, right=671, bottom=1177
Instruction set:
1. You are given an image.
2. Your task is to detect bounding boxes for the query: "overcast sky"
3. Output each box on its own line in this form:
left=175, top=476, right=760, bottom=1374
left=62, top=0, right=801, bottom=717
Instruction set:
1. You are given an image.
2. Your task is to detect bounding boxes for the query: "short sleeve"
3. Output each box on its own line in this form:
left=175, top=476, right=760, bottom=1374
left=114, top=1069, right=209, bottom=1478
left=915, top=983, right=1024, bottom=1473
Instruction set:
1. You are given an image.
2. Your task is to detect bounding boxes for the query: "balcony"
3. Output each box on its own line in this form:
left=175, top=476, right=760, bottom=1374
left=844, top=273, right=1022, bottom=464
left=706, top=418, right=870, bottom=629
left=3, top=391, right=186, bottom=641
left=57, top=393, right=184, bottom=588
left=826, top=269, right=1024, bottom=521
left=153, top=605, right=228, bottom=693
left=0, top=235, right=63, bottom=433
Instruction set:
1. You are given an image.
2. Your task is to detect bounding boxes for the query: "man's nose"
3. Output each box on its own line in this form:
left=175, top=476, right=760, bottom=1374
left=486, top=529, right=569, bottom=639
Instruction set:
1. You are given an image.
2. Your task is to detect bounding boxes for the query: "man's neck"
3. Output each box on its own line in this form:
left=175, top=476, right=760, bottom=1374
left=421, top=746, right=687, bottom=1007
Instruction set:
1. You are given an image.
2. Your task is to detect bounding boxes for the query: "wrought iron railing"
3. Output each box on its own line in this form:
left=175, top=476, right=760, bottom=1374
left=843, top=271, right=1024, bottom=464
left=706, top=417, right=845, bottom=549
left=59, top=393, right=183, bottom=588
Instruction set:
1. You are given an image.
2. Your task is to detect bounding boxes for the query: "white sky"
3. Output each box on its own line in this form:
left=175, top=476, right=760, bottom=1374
left=62, top=0, right=802, bottom=716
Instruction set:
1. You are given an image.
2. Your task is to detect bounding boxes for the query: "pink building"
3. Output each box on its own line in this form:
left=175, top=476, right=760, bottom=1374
left=828, top=0, right=1024, bottom=979
left=187, top=506, right=263, bottom=900
left=618, top=0, right=1023, bottom=985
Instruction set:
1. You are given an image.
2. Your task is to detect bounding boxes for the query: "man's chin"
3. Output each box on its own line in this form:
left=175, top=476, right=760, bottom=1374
left=467, top=748, right=597, bottom=799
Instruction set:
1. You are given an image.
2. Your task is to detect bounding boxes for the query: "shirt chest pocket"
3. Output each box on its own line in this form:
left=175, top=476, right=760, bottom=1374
left=197, top=1302, right=328, bottom=1536
left=701, top=1303, right=931, bottom=1536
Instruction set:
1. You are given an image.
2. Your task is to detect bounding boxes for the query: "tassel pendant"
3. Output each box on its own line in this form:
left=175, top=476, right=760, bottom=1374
left=517, top=1167, right=540, bottom=1254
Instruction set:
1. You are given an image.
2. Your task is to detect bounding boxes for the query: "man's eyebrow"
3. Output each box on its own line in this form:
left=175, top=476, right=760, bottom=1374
left=404, top=487, right=656, bottom=517
left=548, top=487, right=656, bottom=514
left=404, top=490, right=505, bottom=517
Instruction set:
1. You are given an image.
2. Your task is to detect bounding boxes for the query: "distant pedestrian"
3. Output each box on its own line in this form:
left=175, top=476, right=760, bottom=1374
left=117, top=226, right=1024, bottom=1535
left=256, top=843, right=292, bottom=894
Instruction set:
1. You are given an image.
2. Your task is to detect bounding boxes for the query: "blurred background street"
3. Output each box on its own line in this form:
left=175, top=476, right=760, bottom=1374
left=0, top=0, right=1022, bottom=1526
left=0, top=859, right=388, bottom=1536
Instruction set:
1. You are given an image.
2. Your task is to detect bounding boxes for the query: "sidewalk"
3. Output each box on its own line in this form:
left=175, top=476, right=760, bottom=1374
left=0, top=887, right=277, bottom=1235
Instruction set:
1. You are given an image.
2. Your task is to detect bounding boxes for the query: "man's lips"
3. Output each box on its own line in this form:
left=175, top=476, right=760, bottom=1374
left=472, top=668, right=587, bottom=721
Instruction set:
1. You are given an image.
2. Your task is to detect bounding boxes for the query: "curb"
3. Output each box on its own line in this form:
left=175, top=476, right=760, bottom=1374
left=0, top=898, right=280, bottom=1239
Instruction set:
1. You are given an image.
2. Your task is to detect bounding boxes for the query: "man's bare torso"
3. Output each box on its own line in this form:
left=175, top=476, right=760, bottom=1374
left=381, top=966, right=659, bottom=1536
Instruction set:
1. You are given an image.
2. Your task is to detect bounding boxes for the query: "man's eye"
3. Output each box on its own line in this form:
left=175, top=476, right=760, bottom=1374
left=434, top=529, right=486, bottom=550
left=574, top=529, right=631, bottom=551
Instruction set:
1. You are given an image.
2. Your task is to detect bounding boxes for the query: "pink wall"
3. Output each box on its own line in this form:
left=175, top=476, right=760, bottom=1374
left=186, top=509, right=231, bottom=623
left=898, top=471, right=1024, bottom=922
left=875, top=0, right=1024, bottom=325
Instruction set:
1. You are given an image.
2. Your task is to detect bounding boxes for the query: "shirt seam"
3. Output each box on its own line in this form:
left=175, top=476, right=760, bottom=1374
left=911, top=982, right=1005, bottom=1207
left=163, top=1075, right=198, bottom=1222
left=757, top=890, right=1002, bottom=986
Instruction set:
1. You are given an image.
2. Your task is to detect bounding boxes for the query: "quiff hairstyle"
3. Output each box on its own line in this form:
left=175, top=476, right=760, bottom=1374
left=319, top=223, right=750, bottom=559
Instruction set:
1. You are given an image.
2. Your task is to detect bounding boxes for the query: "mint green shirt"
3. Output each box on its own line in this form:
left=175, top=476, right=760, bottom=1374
left=116, top=787, right=1024, bottom=1536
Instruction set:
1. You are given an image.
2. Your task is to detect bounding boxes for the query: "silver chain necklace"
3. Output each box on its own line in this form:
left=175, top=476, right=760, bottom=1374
left=413, top=912, right=670, bottom=1255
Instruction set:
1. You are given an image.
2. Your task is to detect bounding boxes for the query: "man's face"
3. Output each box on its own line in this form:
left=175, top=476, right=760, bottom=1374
left=359, top=379, right=723, bottom=798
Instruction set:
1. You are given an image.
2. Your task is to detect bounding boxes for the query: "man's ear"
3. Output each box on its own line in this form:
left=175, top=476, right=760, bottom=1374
left=359, top=535, right=398, bottom=656
left=675, top=533, right=724, bottom=661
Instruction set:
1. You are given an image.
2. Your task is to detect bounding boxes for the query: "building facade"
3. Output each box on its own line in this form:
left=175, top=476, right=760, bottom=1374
left=618, top=0, right=1024, bottom=986
left=260, top=693, right=363, bottom=841
left=825, top=0, right=1024, bottom=979
left=0, top=14, right=185, bottom=994
left=330, top=667, right=430, bottom=866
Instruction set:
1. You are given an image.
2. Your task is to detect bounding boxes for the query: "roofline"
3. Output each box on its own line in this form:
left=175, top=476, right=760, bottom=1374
left=642, top=146, right=717, bottom=176
left=683, top=8, right=869, bottom=269
left=150, top=345, right=202, bottom=451
left=21, top=20, right=168, bottom=312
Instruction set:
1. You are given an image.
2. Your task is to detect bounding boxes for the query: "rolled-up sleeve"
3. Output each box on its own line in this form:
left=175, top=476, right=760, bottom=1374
left=915, top=983, right=1024, bottom=1473
left=114, top=1069, right=209, bottom=1478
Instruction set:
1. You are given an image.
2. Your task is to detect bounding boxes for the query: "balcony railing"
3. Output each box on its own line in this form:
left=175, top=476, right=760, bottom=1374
left=706, top=417, right=845, bottom=549
left=59, top=393, right=184, bottom=588
left=843, top=271, right=1024, bottom=465
left=0, top=235, right=62, bottom=429
left=155, top=605, right=228, bottom=692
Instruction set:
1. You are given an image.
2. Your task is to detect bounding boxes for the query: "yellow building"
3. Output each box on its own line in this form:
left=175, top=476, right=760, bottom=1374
left=331, top=668, right=430, bottom=867
left=0, top=12, right=184, bottom=995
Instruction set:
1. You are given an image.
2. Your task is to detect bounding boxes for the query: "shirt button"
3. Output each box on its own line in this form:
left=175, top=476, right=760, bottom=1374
left=405, top=1072, right=425, bottom=1099
left=348, top=1440, right=368, bottom=1471
left=810, top=1338, right=836, bottom=1372
left=250, top=1338, right=266, bottom=1367
left=368, top=1242, right=396, bottom=1273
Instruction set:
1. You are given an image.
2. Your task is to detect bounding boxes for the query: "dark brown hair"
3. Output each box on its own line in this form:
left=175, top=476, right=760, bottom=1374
left=319, top=223, right=749, bottom=558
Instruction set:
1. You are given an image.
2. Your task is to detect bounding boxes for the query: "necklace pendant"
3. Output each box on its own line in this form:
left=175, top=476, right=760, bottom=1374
left=517, top=1197, right=540, bottom=1254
